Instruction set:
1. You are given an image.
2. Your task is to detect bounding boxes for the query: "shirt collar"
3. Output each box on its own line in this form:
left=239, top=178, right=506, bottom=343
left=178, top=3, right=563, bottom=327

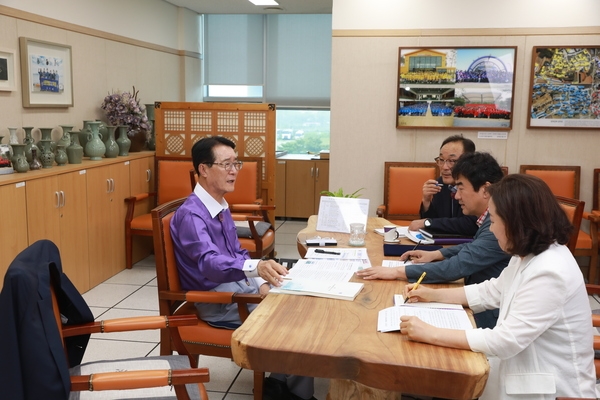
left=476, top=207, right=489, bottom=227
left=193, top=183, right=229, bottom=219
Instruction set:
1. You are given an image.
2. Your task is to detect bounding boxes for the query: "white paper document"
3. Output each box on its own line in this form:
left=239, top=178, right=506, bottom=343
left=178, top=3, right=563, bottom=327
left=377, top=305, right=474, bottom=333
left=305, top=247, right=370, bottom=260
left=316, top=196, right=369, bottom=233
left=271, top=279, right=364, bottom=301
left=406, top=230, right=435, bottom=245
left=284, top=259, right=364, bottom=282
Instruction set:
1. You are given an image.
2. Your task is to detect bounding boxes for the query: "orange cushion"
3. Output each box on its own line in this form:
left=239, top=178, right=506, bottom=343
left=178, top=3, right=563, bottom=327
left=388, top=167, right=437, bottom=215
left=180, top=320, right=233, bottom=348
left=130, top=213, right=153, bottom=231
left=576, top=230, right=592, bottom=250
left=525, top=170, right=576, bottom=198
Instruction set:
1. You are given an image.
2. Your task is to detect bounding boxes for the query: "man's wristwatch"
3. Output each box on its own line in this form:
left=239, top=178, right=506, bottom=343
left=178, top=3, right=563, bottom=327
left=424, top=218, right=432, bottom=228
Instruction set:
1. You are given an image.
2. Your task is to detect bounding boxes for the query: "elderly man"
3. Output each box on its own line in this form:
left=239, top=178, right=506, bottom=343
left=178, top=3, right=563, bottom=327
left=408, top=135, right=478, bottom=236
left=171, top=137, right=317, bottom=400
left=358, top=152, right=510, bottom=329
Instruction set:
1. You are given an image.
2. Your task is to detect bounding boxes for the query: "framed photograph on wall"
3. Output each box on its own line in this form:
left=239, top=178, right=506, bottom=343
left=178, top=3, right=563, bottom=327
left=396, top=47, right=517, bottom=130
left=19, top=37, right=73, bottom=108
left=0, top=48, right=17, bottom=92
left=528, top=46, right=600, bottom=129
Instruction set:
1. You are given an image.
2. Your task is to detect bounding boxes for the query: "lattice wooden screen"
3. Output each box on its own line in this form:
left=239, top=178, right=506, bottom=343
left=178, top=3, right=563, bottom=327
left=154, top=102, right=276, bottom=222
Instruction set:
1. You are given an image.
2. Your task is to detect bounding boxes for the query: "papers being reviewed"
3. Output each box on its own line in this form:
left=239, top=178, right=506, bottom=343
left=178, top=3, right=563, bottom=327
left=377, top=301, right=474, bottom=333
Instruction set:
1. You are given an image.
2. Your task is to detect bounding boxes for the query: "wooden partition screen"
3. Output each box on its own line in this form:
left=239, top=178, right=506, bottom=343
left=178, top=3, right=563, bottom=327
left=154, top=102, right=276, bottom=222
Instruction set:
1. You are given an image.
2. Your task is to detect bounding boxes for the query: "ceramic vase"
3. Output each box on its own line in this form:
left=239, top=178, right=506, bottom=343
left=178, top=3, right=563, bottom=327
left=23, top=127, right=38, bottom=163
left=98, top=120, right=108, bottom=144
left=85, top=121, right=105, bottom=160
left=10, top=144, right=29, bottom=173
left=39, top=127, right=56, bottom=153
left=80, top=120, right=94, bottom=156
left=55, top=144, right=68, bottom=166
left=58, top=125, right=74, bottom=148
left=8, top=127, right=19, bottom=144
left=29, top=148, right=42, bottom=170
left=104, top=126, right=119, bottom=158
left=116, top=125, right=131, bottom=156
left=66, top=131, right=84, bottom=164
left=38, top=139, right=55, bottom=168
left=128, top=128, right=148, bottom=152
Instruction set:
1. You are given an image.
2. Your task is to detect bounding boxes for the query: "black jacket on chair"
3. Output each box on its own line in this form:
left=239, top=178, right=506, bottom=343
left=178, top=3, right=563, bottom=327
left=0, top=240, right=94, bottom=400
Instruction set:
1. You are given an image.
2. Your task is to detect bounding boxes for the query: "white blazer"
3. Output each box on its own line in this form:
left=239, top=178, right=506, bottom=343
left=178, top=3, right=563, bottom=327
left=464, top=243, right=596, bottom=399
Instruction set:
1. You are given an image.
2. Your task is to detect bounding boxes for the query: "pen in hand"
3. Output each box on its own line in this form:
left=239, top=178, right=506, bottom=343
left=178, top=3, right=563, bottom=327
left=404, top=271, right=426, bottom=303
left=408, top=240, right=421, bottom=261
left=315, top=249, right=341, bottom=255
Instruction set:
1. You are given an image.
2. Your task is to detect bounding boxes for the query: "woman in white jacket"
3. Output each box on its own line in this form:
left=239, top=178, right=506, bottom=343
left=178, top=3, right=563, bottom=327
left=401, top=174, right=596, bottom=399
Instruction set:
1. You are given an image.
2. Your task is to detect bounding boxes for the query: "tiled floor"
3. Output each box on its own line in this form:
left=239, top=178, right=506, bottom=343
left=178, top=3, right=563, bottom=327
left=81, top=218, right=600, bottom=399
left=81, top=219, right=330, bottom=400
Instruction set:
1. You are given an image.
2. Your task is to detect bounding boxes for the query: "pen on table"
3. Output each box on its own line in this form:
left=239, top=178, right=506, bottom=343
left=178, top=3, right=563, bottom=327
left=404, top=271, right=426, bottom=304
left=408, top=240, right=421, bottom=261
left=315, top=249, right=341, bottom=255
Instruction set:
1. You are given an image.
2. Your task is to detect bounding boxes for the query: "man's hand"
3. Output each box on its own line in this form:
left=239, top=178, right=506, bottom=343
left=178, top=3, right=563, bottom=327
left=355, top=266, right=404, bottom=280
left=408, top=219, right=426, bottom=231
left=399, top=250, right=443, bottom=264
left=257, top=259, right=288, bottom=287
left=421, top=179, right=442, bottom=212
left=259, top=283, right=271, bottom=298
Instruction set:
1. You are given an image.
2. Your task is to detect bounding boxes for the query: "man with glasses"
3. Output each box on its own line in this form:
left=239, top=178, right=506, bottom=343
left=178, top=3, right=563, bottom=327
left=171, top=137, right=317, bottom=400
left=408, top=134, right=478, bottom=236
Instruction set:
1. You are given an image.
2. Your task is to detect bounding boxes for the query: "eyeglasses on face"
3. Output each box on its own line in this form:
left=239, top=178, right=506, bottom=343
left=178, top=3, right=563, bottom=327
left=205, top=161, right=243, bottom=171
left=434, top=157, right=458, bottom=167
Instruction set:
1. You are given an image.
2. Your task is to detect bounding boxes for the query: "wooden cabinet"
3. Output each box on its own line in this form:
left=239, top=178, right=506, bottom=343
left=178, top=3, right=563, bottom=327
left=0, top=182, right=28, bottom=289
left=284, top=159, right=329, bottom=218
left=26, top=171, right=90, bottom=292
left=275, top=160, right=286, bottom=217
left=86, top=162, right=131, bottom=287
left=129, top=157, right=155, bottom=264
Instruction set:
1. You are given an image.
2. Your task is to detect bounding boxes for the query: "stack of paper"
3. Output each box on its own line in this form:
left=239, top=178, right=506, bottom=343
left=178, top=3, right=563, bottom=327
left=377, top=300, right=473, bottom=332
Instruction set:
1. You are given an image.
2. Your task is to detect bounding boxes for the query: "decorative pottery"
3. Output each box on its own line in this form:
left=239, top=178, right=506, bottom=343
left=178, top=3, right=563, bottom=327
left=38, top=139, right=55, bottom=168
left=66, top=131, right=84, bottom=164
left=116, top=125, right=131, bottom=156
left=29, top=148, right=42, bottom=170
left=85, top=121, right=105, bottom=160
left=10, top=144, right=29, bottom=173
left=58, top=125, right=74, bottom=148
left=80, top=120, right=94, bottom=156
left=39, top=128, right=56, bottom=153
left=104, top=126, right=119, bottom=158
left=8, top=127, right=19, bottom=144
left=55, top=144, right=68, bottom=166
left=98, top=120, right=108, bottom=144
left=128, top=128, right=148, bottom=152
left=23, top=127, right=38, bottom=163
left=145, top=104, right=156, bottom=151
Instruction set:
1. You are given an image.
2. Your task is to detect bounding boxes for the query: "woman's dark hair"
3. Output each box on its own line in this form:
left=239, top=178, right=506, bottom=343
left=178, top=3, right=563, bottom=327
left=488, top=174, right=573, bottom=256
left=191, top=136, right=236, bottom=174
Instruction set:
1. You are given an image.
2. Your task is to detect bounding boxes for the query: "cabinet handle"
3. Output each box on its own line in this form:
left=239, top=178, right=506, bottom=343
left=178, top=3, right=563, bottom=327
left=146, top=169, right=151, bottom=183
left=106, top=179, right=111, bottom=193
left=110, top=178, right=115, bottom=193
left=60, top=191, right=65, bottom=208
left=315, top=168, right=320, bottom=179
left=310, top=167, right=314, bottom=178
left=55, top=191, right=60, bottom=208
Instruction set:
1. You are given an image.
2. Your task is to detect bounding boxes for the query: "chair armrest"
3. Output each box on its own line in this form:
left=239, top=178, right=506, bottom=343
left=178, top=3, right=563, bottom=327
left=70, top=368, right=210, bottom=392
left=230, top=204, right=276, bottom=213
left=62, top=315, right=199, bottom=337
left=125, top=192, right=157, bottom=222
left=585, top=284, right=600, bottom=296
left=376, top=204, right=386, bottom=218
left=231, top=214, right=264, bottom=222
left=162, top=290, right=262, bottom=323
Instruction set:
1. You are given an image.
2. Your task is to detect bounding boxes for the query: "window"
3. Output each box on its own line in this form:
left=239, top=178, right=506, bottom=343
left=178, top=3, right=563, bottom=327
left=276, top=109, right=330, bottom=155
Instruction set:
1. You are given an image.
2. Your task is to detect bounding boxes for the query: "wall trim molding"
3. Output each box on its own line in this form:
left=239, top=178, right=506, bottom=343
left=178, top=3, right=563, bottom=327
left=0, top=5, right=201, bottom=59
left=333, top=26, right=600, bottom=38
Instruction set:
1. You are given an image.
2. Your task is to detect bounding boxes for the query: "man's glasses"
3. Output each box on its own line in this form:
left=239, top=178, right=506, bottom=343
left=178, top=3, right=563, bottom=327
left=205, top=161, right=243, bottom=171
left=434, top=157, right=458, bottom=167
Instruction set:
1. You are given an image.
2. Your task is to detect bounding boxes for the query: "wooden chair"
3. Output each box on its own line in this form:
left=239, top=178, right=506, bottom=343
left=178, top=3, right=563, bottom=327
left=125, top=158, right=195, bottom=268
left=151, top=198, right=265, bottom=400
left=556, top=196, right=585, bottom=254
left=522, top=165, right=598, bottom=283
left=584, top=284, right=600, bottom=382
left=0, top=240, right=209, bottom=400
left=377, top=162, right=439, bottom=226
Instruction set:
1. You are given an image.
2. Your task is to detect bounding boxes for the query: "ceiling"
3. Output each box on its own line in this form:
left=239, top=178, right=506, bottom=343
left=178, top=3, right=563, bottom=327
left=164, top=0, right=332, bottom=14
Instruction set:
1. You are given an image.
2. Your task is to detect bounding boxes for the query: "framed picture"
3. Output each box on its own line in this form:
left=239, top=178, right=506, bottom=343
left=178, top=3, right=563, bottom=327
left=397, top=47, right=517, bottom=130
left=528, top=46, right=600, bottom=129
left=19, top=37, right=73, bottom=108
left=0, top=48, right=17, bottom=92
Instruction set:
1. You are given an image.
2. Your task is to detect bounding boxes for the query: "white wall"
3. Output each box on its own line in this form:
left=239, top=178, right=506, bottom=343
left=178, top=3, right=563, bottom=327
left=330, top=0, right=600, bottom=217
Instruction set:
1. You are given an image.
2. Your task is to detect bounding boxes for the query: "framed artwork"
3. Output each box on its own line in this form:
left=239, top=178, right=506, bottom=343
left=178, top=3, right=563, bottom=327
left=19, top=37, right=73, bottom=108
left=0, top=48, right=17, bottom=92
left=396, top=47, right=517, bottom=130
left=528, top=46, right=600, bottom=129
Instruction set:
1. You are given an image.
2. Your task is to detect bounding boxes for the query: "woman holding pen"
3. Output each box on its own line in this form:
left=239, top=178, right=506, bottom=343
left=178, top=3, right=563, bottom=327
left=401, top=174, right=596, bottom=399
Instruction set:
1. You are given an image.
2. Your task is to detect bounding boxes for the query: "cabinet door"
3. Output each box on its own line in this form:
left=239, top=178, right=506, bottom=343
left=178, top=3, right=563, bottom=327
left=275, top=160, right=286, bottom=217
left=128, top=156, right=155, bottom=265
left=110, top=162, right=131, bottom=275
left=0, top=182, right=28, bottom=290
left=26, top=176, right=61, bottom=244
left=285, top=160, right=316, bottom=218
left=313, top=160, right=329, bottom=215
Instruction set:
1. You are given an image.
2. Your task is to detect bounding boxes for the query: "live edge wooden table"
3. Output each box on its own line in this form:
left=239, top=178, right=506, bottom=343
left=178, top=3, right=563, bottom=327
left=231, top=216, right=489, bottom=400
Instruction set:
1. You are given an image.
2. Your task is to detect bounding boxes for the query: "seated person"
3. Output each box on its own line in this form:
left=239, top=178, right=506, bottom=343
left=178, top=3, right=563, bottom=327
left=171, top=137, right=316, bottom=400
left=358, top=152, right=510, bottom=329
left=409, top=135, right=478, bottom=236
left=399, top=174, right=596, bottom=399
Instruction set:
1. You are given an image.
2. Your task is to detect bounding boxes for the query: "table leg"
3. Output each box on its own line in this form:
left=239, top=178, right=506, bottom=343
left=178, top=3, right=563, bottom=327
left=327, top=379, right=402, bottom=400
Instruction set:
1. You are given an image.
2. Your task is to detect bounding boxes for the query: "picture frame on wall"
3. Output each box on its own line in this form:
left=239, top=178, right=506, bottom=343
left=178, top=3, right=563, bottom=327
left=0, top=47, right=17, bottom=92
left=19, top=37, right=73, bottom=108
left=528, top=46, right=600, bottom=129
left=396, top=47, right=517, bottom=130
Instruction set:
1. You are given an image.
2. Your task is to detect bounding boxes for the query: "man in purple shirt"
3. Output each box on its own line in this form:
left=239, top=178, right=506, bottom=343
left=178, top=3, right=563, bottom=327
left=171, top=137, right=316, bottom=400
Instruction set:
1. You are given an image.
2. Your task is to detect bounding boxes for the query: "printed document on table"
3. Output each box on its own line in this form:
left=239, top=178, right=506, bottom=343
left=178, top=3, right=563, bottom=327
left=381, top=260, right=424, bottom=267
left=305, top=247, right=370, bottom=260
left=271, top=279, right=364, bottom=301
left=286, top=259, right=363, bottom=282
left=316, top=196, right=369, bottom=233
left=377, top=305, right=474, bottom=333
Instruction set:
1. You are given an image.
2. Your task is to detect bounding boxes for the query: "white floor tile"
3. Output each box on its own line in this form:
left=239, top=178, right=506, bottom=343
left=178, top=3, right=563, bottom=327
left=275, top=244, right=301, bottom=260
left=82, top=338, right=159, bottom=364
left=276, top=220, right=309, bottom=234
left=198, top=355, right=244, bottom=393
left=104, top=266, right=157, bottom=286
left=116, top=285, right=159, bottom=311
left=82, top=283, right=140, bottom=308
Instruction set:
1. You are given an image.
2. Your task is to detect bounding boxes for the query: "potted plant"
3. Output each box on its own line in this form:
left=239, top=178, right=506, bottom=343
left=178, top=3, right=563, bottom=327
left=320, top=187, right=364, bottom=198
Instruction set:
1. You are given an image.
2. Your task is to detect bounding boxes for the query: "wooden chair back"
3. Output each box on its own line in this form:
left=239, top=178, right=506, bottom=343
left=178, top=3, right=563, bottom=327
left=556, top=196, right=585, bottom=254
left=594, top=169, right=600, bottom=211
left=156, top=158, right=196, bottom=205
left=382, top=162, right=439, bottom=223
left=520, top=165, right=580, bottom=199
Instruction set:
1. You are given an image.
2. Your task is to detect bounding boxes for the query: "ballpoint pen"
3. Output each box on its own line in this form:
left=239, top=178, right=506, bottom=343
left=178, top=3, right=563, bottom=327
left=404, top=271, right=426, bottom=303
left=408, top=240, right=421, bottom=261
left=315, top=249, right=341, bottom=255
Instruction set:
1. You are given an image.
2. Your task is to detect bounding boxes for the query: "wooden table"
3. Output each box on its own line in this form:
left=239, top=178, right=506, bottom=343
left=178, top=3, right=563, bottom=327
left=231, top=216, right=489, bottom=399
